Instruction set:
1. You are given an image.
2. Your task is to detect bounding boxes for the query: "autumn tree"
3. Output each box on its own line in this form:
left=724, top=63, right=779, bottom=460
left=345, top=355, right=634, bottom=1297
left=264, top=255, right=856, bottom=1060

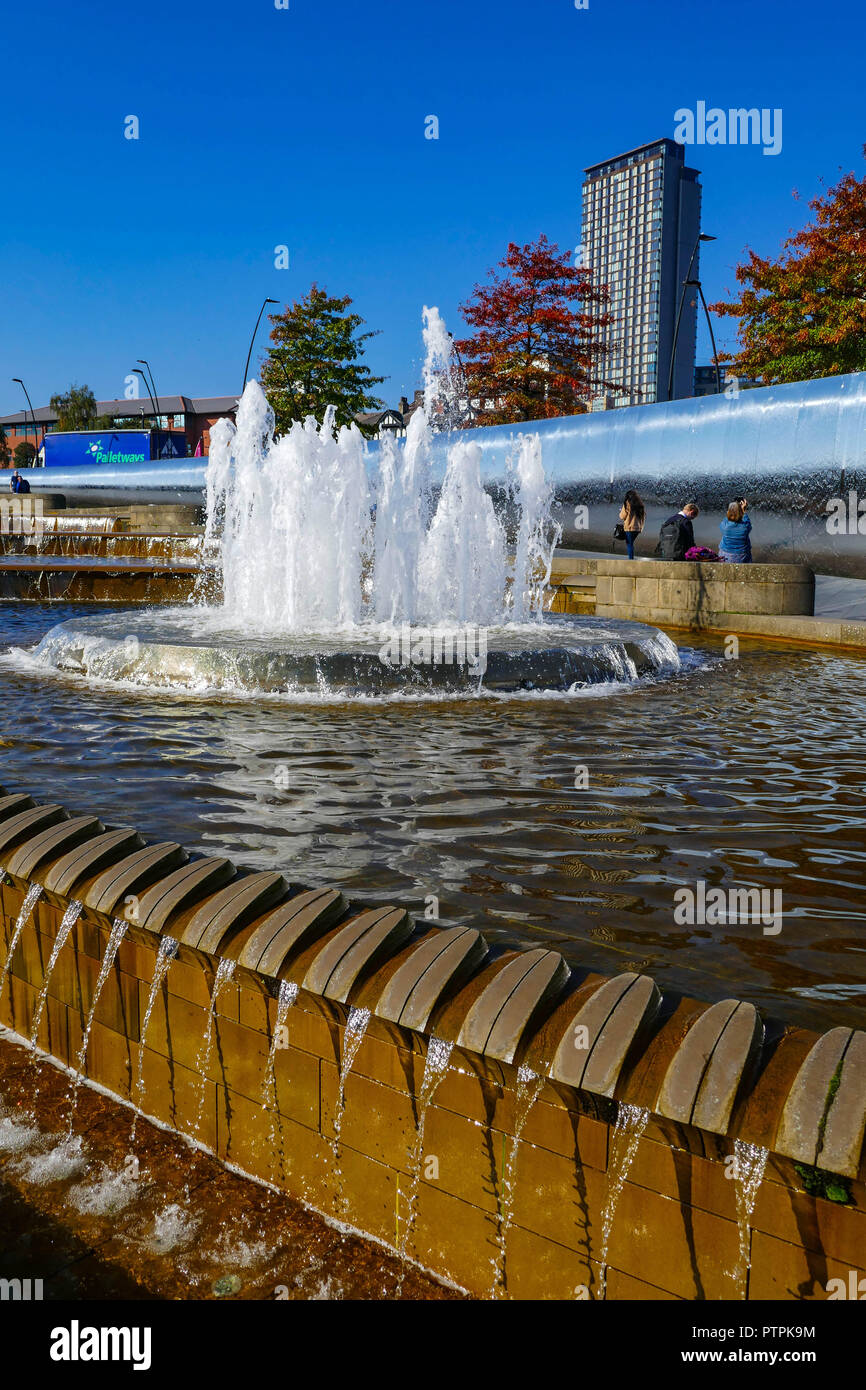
left=0, top=427, right=9, bottom=468
left=454, top=235, right=613, bottom=424
left=710, top=152, right=866, bottom=382
left=260, top=285, right=385, bottom=435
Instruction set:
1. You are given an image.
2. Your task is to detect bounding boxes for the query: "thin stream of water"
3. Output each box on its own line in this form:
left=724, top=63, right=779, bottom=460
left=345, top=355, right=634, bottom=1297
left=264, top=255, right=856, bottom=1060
left=396, top=1037, right=453, bottom=1292
left=331, top=1007, right=371, bottom=1210
left=596, top=1102, right=650, bottom=1300
left=187, top=958, right=237, bottom=1167
left=261, top=981, right=300, bottom=1164
left=129, top=936, right=178, bottom=1147
left=66, top=918, right=129, bottom=1129
left=732, top=1138, right=769, bottom=1299
left=493, top=1064, right=546, bottom=1298
left=28, top=901, right=83, bottom=1057
left=0, top=884, right=43, bottom=1003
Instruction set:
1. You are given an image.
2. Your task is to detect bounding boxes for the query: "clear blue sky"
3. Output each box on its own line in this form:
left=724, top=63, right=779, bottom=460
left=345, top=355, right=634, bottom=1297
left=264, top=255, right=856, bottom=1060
left=1, top=0, right=861, bottom=413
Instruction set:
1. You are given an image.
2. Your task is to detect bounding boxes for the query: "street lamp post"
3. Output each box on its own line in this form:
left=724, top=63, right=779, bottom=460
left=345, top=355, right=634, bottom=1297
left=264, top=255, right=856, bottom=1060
left=667, top=233, right=716, bottom=402
left=131, top=369, right=159, bottom=431
left=136, top=359, right=161, bottom=424
left=243, top=299, right=279, bottom=398
left=686, top=280, right=722, bottom=396
left=11, top=378, right=41, bottom=465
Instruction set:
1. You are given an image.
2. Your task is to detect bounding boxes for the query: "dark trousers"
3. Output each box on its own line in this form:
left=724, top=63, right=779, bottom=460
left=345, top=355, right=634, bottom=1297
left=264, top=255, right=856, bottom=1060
left=626, top=531, right=637, bottom=560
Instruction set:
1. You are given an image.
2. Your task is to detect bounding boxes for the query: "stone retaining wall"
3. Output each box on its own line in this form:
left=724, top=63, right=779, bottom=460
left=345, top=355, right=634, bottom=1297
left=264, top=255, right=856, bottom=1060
left=1, top=789, right=864, bottom=1300
left=593, top=558, right=815, bottom=626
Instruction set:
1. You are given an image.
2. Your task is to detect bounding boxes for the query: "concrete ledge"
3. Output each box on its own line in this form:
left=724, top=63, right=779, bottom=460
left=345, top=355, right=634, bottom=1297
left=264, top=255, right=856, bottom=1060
left=1, top=784, right=865, bottom=1300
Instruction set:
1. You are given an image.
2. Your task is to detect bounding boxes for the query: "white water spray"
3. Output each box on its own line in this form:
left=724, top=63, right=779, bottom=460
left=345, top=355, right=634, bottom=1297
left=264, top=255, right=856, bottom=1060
left=205, top=310, right=560, bottom=635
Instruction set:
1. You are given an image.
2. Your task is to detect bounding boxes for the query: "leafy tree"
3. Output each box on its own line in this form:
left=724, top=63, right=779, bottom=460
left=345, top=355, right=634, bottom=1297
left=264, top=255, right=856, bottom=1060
left=14, top=442, right=36, bottom=467
left=50, top=384, right=98, bottom=431
left=454, top=234, right=614, bottom=424
left=260, top=285, right=385, bottom=435
left=710, top=152, right=866, bottom=382
left=0, top=427, right=9, bottom=468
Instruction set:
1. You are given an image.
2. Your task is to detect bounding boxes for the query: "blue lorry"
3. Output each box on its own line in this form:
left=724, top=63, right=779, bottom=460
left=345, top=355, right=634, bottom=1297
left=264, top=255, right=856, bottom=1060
left=39, top=429, right=188, bottom=467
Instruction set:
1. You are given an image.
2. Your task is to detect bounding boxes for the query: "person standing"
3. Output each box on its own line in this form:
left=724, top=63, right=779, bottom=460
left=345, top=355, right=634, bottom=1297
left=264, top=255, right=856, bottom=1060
left=719, top=498, right=752, bottom=563
left=619, top=489, right=645, bottom=560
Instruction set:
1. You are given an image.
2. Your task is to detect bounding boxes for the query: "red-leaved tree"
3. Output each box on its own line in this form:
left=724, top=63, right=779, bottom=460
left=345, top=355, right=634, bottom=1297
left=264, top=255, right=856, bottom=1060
left=710, top=151, right=866, bottom=382
left=454, top=235, right=613, bottom=424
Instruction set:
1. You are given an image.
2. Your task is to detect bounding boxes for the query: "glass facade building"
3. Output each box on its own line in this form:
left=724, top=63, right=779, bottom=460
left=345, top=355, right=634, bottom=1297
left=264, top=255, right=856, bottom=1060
left=581, top=138, right=702, bottom=408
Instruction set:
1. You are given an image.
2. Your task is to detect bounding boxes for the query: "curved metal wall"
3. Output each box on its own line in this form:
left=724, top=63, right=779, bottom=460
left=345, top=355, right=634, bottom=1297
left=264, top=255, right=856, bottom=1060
left=16, top=372, right=866, bottom=576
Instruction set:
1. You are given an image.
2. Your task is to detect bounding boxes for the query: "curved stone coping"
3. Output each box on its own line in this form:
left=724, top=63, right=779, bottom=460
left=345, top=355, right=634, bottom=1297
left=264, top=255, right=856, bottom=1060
left=0, top=781, right=864, bottom=1178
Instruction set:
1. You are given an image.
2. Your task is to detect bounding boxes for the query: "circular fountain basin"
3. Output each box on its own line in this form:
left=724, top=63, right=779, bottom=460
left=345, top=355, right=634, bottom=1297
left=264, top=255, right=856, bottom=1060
left=30, top=611, right=680, bottom=696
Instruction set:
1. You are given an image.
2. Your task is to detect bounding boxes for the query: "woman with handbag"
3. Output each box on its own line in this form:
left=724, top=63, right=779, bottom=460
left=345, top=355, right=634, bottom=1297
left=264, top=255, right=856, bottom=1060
left=617, top=489, right=645, bottom=560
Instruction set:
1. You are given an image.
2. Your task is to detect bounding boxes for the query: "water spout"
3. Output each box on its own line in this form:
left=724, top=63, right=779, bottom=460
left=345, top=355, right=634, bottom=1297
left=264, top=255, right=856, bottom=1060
left=29, top=900, right=83, bottom=1055
left=67, top=917, right=129, bottom=1127
left=732, top=1139, right=769, bottom=1300
left=331, top=1006, right=371, bottom=1210
left=0, top=883, right=43, bottom=1005
left=596, top=1102, right=650, bottom=1300
left=396, top=1037, right=453, bottom=1292
left=493, top=1065, right=546, bottom=1298
left=130, top=936, right=178, bottom=1146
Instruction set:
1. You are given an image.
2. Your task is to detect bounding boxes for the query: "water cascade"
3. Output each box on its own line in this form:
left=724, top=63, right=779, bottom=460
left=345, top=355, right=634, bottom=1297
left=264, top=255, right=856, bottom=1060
left=129, top=936, right=178, bottom=1146
left=396, top=1036, right=453, bottom=1290
left=0, top=884, right=43, bottom=1004
left=596, top=1103, right=650, bottom=1300
left=28, top=900, right=83, bottom=1055
left=493, top=1065, right=546, bottom=1298
left=67, top=917, right=129, bottom=1127
left=732, top=1139, right=769, bottom=1299
left=189, top=958, right=237, bottom=1155
left=260, top=980, right=299, bottom=1162
left=206, top=309, right=560, bottom=635
left=331, top=1006, right=371, bottom=1209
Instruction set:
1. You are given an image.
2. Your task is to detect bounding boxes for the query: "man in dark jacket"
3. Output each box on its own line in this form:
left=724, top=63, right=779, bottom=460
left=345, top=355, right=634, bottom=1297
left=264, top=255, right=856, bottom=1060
left=9, top=471, right=30, bottom=495
left=657, top=502, right=699, bottom=560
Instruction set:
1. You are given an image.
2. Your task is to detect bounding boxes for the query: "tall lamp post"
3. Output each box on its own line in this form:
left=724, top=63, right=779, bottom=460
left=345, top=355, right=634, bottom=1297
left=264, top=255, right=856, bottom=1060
left=686, top=280, right=722, bottom=396
left=243, top=298, right=279, bottom=397
left=136, top=359, right=161, bottom=424
left=11, top=378, right=41, bottom=465
left=131, top=369, right=159, bottom=433
left=667, top=232, right=716, bottom=402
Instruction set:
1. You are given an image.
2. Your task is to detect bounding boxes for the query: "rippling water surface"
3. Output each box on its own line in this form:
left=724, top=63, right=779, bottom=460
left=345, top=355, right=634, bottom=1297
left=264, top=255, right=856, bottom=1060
left=1, top=602, right=864, bottom=1032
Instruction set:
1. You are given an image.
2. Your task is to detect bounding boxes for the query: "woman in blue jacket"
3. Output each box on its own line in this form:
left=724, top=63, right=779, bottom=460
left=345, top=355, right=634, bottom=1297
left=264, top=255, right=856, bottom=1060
left=719, top=498, right=752, bottom=563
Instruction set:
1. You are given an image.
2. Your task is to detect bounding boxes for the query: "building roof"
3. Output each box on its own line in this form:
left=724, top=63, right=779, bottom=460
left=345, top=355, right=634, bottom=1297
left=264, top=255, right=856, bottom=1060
left=584, top=137, right=684, bottom=175
left=0, top=394, right=238, bottom=428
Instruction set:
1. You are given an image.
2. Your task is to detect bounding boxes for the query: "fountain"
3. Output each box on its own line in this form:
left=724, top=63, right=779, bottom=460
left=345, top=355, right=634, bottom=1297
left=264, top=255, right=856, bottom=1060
left=596, top=1102, right=650, bottom=1300
left=0, top=883, right=43, bottom=1004
left=331, top=1005, right=371, bottom=1210
left=493, top=1064, right=546, bottom=1298
left=260, top=980, right=299, bottom=1167
left=67, top=917, right=129, bottom=1127
left=396, top=1036, right=453, bottom=1292
left=188, top=958, right=236, bottom=1161
left=28, top=900, right=83, bottom=1056
left=27, top=311, right=680, bottom=699
left=129, top=936, right=178, bottom=1147
left=731, top=1139, right=769, bottom=1299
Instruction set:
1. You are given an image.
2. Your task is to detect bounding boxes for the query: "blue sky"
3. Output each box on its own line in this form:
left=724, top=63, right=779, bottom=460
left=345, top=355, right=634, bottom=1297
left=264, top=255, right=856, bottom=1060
left=1, top=0, right=861, bottom=413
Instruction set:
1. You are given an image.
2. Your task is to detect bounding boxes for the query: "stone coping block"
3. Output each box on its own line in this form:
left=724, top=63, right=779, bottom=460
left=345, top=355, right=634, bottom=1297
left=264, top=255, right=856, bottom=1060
left=0, top=781, right=863, bottom=1181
